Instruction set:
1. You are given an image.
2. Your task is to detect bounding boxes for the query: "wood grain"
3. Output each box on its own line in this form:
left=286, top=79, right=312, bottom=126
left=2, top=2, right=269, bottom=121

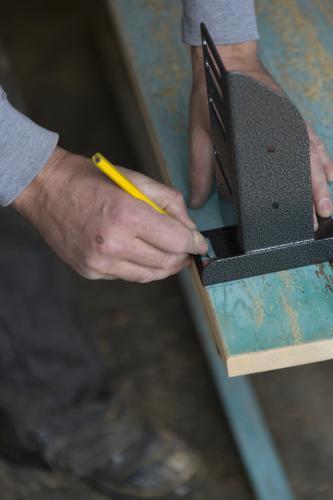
left=108, top=0, right=333, bottom=375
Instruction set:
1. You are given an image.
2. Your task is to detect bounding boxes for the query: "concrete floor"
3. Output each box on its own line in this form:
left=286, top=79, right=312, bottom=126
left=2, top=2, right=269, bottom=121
left=1, top=1, right=333, bottom=499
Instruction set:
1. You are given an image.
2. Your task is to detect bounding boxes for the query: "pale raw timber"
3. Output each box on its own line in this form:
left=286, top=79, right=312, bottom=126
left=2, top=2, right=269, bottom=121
left=108, top=0, right=333, bottom=376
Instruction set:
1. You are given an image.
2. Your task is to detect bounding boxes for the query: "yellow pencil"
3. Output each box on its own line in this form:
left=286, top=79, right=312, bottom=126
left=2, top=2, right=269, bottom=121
left=92, top=153, right=167, bottom=215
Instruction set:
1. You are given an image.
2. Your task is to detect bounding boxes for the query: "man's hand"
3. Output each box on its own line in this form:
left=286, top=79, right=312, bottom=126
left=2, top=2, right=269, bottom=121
left=13, top=147, right=207, bottom=282
left=189, top=43, right=333, bottom=229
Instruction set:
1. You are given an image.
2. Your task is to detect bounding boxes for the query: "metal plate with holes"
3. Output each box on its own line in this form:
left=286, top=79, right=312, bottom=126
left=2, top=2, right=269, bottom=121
left=198, top=23, right=333, bottom=286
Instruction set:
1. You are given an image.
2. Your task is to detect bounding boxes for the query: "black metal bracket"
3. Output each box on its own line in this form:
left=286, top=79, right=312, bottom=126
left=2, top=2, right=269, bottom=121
left=196, top=23, right=333, bottom=285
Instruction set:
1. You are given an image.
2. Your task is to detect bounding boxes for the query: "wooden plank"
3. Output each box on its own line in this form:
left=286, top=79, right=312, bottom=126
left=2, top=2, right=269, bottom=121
left=108, top=0, right=333, bottom=376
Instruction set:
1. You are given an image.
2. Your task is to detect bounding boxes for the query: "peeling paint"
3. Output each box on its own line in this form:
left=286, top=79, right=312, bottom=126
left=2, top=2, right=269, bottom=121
left=315, top=263, right=333, bottom=293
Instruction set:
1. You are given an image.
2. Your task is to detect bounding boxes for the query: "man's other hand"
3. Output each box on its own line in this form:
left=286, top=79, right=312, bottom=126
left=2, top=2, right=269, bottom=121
left=189, top=43, right=333, bottom=229
left=13, top=147, right=207, bottom=282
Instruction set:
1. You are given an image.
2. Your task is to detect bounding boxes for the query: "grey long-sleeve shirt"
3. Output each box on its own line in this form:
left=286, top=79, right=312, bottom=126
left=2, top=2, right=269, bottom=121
left=0, top=1, right=258, bottom=206
left=182, top=0, right=258, bottom=45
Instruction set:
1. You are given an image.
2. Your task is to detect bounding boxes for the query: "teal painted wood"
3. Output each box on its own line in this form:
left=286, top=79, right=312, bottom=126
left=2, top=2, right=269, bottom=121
left=180, top=271, right=294, bottom=500
left=111, top=0, right=333, bottom=369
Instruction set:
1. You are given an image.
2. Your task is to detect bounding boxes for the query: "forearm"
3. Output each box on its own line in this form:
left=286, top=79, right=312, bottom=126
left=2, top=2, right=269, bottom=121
left=0, top=87, right=58, bottom=206
left=182, top=0, right=259, bottom=46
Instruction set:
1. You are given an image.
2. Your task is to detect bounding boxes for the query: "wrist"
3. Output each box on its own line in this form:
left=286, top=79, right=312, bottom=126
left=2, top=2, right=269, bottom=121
left=191, top=41, right=259, bottom=80
left=217, top=41, right=258, bottom=69
left=191, top=41, right=281, bottom=94
left=13, top=146, right=69, bottom=222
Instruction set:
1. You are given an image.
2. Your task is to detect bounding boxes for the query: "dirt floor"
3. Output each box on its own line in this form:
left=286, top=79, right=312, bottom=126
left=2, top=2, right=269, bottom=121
left=1, top=1, right=333, bottom=499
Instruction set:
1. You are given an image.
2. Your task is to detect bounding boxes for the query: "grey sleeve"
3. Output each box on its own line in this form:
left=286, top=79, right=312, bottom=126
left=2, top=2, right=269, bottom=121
left=182, top=0, right=259, bottom=46
left=0, top=87, right=58, bottom=206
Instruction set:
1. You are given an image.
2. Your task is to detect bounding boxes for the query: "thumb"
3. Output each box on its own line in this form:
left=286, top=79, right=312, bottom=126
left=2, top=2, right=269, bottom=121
left=188, top=81, right=215, bottom=208
left=189, top=125, right=215, bottom=208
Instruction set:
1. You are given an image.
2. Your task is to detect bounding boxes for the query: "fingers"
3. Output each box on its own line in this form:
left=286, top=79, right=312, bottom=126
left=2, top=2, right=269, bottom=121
left=140, top=183, right=197, bottom=230
left=77, top=232, right=191, bottom=281
left=105, top=259, right=191, bottom=283
left=115, top=237, right=190, bottom=270
left=160, top=189, right=197, bottom=229
left=118, top=167, right=197, bottom=230
left=189, top=125, right=215, bottom=208
left=110, top=171, right=206, bottom=254
left=188, top=86, right=215, bottom=208
left=313, top=205, right=318, bottom=232
left=134, top=202, right=208, bottom=255
left=310, top=143, right=332, bottom=216
left=315, top=135, right=333, bottom=182
left=309, top=128, right=333, bottom=218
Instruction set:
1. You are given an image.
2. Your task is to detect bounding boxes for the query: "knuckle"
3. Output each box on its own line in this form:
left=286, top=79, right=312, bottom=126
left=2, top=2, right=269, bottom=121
left=176, top=235, right=189, bottom=254
left=81, top=247, right=109, bottom=277
left=114, top=204, right=139, bottom=230
left=89, top=231, right=123, bottom=259
left=173, top=189, right=186, bottom=206
left=157, top=272, right=170, bottom=282
left=82, top=251, right=100, bottom=274
left=168, top=260, right=184, bottom=275
left=112, top=205, right=128, bottom=226
left=160, top=254, right=176, bottom=270
left=313, top=176, right=328, bottom=191
left=159, top=267, right=177, bottom=280
left=103, top=237, right=124, bottom=257
left=137, top=272, right=154, bottom=284
left=310, top=142, right=319, bottom=157
left=80, top=268, right=99, bottom=280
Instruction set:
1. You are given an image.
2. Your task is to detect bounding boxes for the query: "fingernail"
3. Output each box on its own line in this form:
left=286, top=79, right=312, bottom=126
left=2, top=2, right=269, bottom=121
left=318, top=197, right=333, bottom=216
left=194, top=231, right=208, bottom=254
left=314, top=219, right=319, bottom=231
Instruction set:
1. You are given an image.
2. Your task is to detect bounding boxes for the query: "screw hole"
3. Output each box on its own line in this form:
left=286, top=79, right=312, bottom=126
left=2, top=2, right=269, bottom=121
left=272, top=202, right=279, bottom=209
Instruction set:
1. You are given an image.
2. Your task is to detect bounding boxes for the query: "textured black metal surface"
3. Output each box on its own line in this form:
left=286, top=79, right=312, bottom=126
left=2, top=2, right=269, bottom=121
left=199, top=24, right=333, bottom=286
left=196, top=220, right=333, bottom=285
left=227, top=73, right=313, bottom=251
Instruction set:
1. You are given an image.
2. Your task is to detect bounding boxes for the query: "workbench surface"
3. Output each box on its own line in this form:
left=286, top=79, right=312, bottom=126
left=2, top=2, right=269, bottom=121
left=110, top=0, right=333, bottom=376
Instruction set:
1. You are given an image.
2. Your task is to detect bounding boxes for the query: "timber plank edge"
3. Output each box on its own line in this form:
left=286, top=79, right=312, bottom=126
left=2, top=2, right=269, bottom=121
left=228, top=338, right=333, bottom=376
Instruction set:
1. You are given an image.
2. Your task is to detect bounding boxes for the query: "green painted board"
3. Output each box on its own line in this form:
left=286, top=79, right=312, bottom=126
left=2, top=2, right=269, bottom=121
left=110, top=0, right=333, bottom=376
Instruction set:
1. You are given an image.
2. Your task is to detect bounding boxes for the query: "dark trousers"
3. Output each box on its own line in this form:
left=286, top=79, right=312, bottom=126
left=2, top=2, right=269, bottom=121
left=0, top=207, right=106, bottom=427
